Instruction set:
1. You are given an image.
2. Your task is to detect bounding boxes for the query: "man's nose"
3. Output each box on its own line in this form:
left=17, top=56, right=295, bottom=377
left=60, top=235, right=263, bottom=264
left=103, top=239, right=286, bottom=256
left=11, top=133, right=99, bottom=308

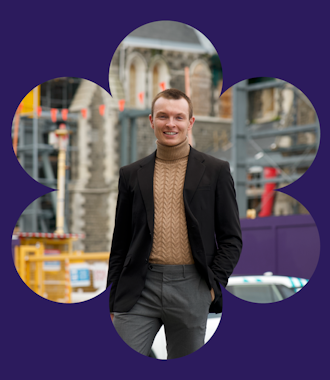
left=166, top=118, right=176, bottom=127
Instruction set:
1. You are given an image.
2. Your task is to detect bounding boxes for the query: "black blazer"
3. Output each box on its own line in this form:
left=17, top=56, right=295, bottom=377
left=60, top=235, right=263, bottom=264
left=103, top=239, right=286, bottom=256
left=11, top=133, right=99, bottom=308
left=106, top=146, right=242, bottom=314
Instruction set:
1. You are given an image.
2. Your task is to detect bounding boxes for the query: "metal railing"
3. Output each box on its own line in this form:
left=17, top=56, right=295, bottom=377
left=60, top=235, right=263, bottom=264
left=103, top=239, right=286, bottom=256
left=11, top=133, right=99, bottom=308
left=15, top=245, right=109, bottom=303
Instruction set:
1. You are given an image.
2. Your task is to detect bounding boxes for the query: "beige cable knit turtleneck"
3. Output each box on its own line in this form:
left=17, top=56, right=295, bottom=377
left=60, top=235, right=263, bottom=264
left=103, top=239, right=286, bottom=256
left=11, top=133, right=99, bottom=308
left=149, top=137, right=195, bottom=265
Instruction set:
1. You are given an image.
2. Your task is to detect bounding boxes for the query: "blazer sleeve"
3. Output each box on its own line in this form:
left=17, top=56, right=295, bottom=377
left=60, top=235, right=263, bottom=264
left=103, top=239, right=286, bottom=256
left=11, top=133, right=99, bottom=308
left=211, top=161, right=242, bottom=289
left=106, top=167, right=132, bottom=311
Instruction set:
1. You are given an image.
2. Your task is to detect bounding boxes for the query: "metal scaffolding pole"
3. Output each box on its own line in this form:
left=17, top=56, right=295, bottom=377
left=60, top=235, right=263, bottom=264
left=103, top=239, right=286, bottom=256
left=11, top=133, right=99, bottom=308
left=232, top=80, right=248, bottom=218
left=119, top=108, right=151, bottom=167
left=120, top=115, right=129, bottom=167
left=32, top=87, right=39, bottom=231
left=130, top=117, right=137, bottom=164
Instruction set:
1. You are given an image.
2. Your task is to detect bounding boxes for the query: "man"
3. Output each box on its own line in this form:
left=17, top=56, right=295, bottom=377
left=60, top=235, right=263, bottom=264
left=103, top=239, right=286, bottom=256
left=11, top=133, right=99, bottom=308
left=106, top=89, right=242, bottom=359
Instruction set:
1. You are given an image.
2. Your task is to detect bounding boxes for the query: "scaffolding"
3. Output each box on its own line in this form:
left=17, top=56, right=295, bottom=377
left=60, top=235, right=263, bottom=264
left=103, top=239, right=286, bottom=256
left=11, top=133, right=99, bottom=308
left=13, top=78, right=81, bottom=233
left=232, top=78, right=320, bottom=217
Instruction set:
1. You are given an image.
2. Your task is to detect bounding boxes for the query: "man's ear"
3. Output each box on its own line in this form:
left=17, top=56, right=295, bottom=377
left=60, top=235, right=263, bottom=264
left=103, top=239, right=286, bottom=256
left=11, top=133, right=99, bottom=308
left=149, top=114, right=154, bottom=130
left=188, top=116, right=195, bottom=131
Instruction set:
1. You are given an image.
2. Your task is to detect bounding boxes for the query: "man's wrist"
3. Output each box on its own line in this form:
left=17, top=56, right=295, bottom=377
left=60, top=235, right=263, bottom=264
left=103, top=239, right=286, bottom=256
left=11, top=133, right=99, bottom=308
left=210, top=288, right=215, bottom=302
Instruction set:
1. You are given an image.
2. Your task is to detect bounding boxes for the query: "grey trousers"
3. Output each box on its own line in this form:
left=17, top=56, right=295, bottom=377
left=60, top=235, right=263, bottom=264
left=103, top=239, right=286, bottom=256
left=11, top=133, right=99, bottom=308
left=113, top=263, right=212, bottom=359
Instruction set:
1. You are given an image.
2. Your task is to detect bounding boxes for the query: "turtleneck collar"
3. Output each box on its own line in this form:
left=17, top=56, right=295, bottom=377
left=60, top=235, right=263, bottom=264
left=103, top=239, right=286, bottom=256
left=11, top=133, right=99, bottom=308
left=156, top=136, right=190, bottom=161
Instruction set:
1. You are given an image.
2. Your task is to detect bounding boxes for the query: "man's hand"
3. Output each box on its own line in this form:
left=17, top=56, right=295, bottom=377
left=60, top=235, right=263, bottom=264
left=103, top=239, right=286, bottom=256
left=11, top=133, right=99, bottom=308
left=210, top=288, right=215, bottom=302
left=110, top=313, right=114, bottom=322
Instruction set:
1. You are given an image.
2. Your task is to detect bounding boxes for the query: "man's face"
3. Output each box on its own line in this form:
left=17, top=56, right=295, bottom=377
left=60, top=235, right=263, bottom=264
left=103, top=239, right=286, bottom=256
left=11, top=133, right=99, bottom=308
left=149, top=97, right=195, bottom=147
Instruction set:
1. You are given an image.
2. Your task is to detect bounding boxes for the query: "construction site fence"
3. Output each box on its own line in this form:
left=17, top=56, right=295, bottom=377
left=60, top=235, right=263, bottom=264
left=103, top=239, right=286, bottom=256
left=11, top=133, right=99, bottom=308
left=15, top=245, right=109, bottom=303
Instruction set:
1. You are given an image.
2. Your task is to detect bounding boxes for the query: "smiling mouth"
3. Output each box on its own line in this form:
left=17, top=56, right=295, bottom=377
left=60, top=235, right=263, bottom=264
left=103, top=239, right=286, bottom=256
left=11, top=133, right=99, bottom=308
left=164, top=132, right=178, bottom=135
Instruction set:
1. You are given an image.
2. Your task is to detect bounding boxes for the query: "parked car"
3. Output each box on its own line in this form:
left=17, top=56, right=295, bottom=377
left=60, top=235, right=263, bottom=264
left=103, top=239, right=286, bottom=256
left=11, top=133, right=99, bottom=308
left=150, top=272, right=308, bottom=359
left=226, top=272, right=309, bottom=303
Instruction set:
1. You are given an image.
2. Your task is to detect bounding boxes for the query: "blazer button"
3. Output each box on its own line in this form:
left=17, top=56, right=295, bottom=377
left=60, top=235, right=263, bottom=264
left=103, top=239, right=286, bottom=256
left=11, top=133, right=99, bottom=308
left=145, top=258, right=148, bottom=263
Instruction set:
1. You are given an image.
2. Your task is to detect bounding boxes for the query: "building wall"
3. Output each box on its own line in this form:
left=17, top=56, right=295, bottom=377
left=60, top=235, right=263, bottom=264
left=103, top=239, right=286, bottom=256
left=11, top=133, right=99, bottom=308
left=117, top=46, right=216, bottom=116
left=192, top=118, right=231, bottom=153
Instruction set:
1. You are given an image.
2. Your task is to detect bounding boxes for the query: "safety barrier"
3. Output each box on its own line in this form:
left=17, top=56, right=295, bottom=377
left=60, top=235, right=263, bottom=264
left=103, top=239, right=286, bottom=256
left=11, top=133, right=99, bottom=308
left=15, top=242, right=109, bottom=303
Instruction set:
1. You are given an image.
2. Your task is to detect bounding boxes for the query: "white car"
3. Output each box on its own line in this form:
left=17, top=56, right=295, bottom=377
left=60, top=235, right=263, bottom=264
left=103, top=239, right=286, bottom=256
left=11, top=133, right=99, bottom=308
left=150, top=272, right=308, bottom=359
left=226, top=272, right=309, bottom=303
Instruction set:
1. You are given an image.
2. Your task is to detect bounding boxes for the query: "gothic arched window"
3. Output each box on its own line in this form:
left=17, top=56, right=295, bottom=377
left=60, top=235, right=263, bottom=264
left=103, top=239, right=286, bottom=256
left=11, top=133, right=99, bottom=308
left=190, top=61, right=212, bottom=116
left=129, top=64, right=136, bottom=107
left=152, top=65, right=160, bottom=99
left=218, top=80, right=232, bottom=119
left=148, top=57, right=170, bottom=106
left=126, top=53, right=146, bottom=109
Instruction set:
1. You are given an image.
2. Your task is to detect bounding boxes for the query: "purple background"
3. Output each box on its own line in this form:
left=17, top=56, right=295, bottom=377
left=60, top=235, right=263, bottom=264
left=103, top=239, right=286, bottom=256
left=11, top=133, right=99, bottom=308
left=236, top=215, right=320, bottom=279
left=1, top=1, right=328, bottom=379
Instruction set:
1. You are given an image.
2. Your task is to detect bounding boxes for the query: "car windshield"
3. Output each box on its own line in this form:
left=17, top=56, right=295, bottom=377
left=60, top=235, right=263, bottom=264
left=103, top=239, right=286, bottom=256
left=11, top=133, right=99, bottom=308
left=226, top=284, right=283, bottom=303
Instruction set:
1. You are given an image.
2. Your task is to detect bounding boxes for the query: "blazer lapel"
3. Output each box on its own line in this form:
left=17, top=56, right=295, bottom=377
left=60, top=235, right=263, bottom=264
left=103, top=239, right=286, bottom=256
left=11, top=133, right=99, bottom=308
left=137, top=151, right=156, bottom=235
left=184, top=147, right=205, bottom=205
